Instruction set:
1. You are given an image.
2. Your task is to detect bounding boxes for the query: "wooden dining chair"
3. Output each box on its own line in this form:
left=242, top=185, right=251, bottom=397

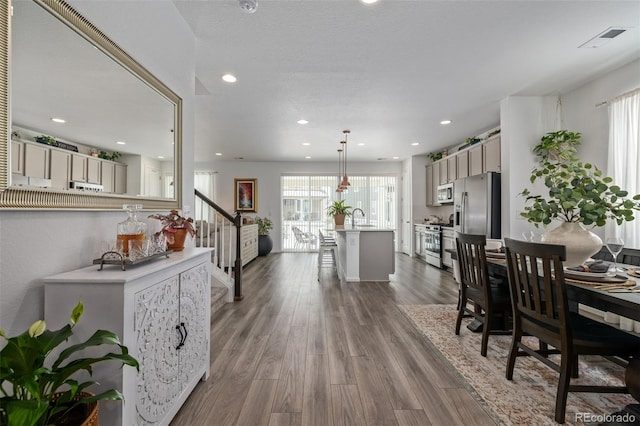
left=455, top=233, right=511, bottom=357
left=503, top=238, right=640, bottom=423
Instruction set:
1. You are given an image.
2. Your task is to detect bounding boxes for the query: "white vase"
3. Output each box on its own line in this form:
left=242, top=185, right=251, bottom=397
left=542, top=222, right=602, bottom=267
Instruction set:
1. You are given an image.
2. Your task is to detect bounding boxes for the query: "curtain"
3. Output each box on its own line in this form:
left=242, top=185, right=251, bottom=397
left=281, top=174, right=398, bottom=252
left=194, top=172, right=216, bottom=221
left=606, top=89, right=640, bottom=248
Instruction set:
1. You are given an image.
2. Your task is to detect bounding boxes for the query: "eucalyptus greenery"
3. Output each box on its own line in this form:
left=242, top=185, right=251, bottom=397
left=326, top=199, right=352, bottom=217
left=255, top=216, right=273, bottom=236
left=520, top=130, right=640, bottom=227
left=0, top=301, right=139, bottom=426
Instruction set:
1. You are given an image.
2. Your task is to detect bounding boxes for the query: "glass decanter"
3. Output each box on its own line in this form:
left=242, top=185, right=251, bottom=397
left=117, top=204, right=146, bottom=256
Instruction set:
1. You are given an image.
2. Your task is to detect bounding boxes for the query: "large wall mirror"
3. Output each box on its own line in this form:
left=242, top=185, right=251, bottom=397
left=0, top=0, right=182, bottom=210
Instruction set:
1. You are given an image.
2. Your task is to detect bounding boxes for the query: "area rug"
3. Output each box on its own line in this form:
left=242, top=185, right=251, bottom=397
left=399, top=304, right=637, bottom=426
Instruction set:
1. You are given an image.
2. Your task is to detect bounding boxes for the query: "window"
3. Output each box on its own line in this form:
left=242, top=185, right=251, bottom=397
left=281, top=175, right=398, bottom=252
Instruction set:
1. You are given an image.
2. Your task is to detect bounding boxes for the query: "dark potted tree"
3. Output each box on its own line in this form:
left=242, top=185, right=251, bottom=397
left=255, top=216, right=273, bottom=256
left=0, top=301, right=139, bottom=426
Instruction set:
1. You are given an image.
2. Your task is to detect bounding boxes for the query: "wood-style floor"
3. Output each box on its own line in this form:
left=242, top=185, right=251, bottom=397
left=171, top=252, right=497, bottom=426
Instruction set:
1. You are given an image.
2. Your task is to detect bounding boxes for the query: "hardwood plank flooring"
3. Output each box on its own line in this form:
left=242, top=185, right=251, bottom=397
left=171, top=252, right=497, bottom=425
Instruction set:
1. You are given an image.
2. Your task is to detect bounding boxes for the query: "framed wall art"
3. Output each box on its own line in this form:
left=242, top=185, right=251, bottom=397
left=234, top=178, right=257, bottom=212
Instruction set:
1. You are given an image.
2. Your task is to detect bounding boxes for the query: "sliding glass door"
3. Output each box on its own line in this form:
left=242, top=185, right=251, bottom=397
left=281, top=175, right=398, bottom=252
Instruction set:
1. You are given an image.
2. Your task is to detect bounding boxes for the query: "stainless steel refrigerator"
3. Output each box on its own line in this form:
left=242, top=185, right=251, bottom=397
left=453, top=172, right=501, bottom=239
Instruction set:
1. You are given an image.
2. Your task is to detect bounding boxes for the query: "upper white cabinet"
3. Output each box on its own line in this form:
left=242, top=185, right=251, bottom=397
left=24, top=143, right=50, bottom=179
left=12, top=139, right=126, bottom=193
left=87, top=157, right=101, bottom=184
left=426, top=165, right=434, bottom=206
left=469, top=144, right=483, bottom=176
left=427, top=135, right=501, bottom=206
left=483, top=135, right=501, bottom=172
left=50, top=150, right=71, bottom=189
left=457, top=150, right=469, bottom=179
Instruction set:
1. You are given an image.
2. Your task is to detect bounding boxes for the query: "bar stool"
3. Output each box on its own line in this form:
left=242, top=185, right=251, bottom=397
left=318, top=231, right=337, bottom=280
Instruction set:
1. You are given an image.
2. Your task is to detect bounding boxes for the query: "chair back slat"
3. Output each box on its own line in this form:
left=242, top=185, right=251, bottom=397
left=504, top=238, right=569, bottom=334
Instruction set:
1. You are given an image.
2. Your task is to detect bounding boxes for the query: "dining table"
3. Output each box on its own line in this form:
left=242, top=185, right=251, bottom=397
left=484, top=256, right=640, bottom=403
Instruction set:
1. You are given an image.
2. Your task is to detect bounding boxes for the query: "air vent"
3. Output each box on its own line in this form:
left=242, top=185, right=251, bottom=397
left=579, top=27, right=627, bottom=48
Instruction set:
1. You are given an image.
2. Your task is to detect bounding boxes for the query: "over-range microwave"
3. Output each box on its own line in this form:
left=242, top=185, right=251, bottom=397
left=437, top=182, right=454, bottom=204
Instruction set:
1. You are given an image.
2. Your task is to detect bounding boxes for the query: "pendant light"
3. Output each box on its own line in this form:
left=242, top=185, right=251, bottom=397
left=336, top=148, right=344, bottom=192
left=340, top=130, right=351, bottom=189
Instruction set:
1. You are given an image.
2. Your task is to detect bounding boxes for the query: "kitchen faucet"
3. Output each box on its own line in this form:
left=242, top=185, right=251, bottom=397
left=351, top=208, right=365, bottom=227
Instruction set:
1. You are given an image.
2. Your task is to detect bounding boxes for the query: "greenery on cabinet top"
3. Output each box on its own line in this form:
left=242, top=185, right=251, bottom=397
left=427, top=131, right=500, bottom=163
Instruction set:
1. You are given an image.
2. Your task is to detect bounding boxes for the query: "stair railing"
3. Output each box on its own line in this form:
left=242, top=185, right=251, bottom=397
left=194, top=189, right=244, bottom=301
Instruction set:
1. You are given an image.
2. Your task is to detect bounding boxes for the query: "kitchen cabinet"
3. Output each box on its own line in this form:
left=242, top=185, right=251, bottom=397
left=426, top=165, right=434, bottom=206
left=457, top=151, right=469, bottom=179
left=71, top=154, right=87, bottom=182
left=430, top=162, right=441, bottom=206
left=414, top=224, right=426, bottom=259
left=442, top=227, right=455, bottom=268
left=44, top=249, right=212, bottom=426
left=447, top=156, right=457, bottom=182
left=11, top=140, right=24, bottom=175
left=87, top=157, right=101, bottom=184
left=469, top=144, right=483, bottom=176
left=115, top=164, right=127, bottom=194
left=50, top=149, right=71, bottom=189
left=483, top=135, right=501, bottom=172
left=102, top=161, right=115, bottom=193
left=24, top=143, right=49, bottom=179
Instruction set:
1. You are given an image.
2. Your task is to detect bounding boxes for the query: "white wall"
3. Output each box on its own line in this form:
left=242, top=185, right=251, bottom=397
left=500, top=59, right=640, bottom=241
left=197, top=160, right=402, bottom=252
left=0, top=2, right=196, bottom=335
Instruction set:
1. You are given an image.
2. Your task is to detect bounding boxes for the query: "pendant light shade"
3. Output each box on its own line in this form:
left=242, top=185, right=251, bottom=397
left=335, top=129, right=352, bottom=192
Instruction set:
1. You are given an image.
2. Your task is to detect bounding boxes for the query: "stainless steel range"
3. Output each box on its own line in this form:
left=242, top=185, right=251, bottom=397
left=423, top=224, right=442, bottom=268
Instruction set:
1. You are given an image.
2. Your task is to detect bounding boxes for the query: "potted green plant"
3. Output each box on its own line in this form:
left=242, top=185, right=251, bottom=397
left=255, top=216, right=274, bottom=256
left=97, top=150, right=121, bottom=161
left=520, top=130, right=640, bottom=265
left=427, top=151, right=443, bottom=162
left=148, top=209, right=195, bottom=252
left=34, top=135, right=56, bottom=145
left=327, top=199, right=352, bottom=227
left=0, top=301, right=139, bottom=426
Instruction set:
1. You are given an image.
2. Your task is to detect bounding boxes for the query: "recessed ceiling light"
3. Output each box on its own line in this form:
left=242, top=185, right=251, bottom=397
left=158, top=156, right=165, bottom=159
left=215, top=152, right=222, bottom=156
left=51, top=118, right=65, bottom=123
left=302, top=142, right=311, bottom=146
left=411, top=142, right=420, bottom=146
left=361, top=0, right=379, bottom=4
left=392, top=156, right=399, bottom=160
left=358, top=143, right=365, bottom=146
left=297, top=119, right=309, bottom=125
left=305, top=156, right=311, bottom=159
left=116, top=141, right=126, bottom=145
left=222, top=74, right=237, bottom=83
left=440, top=120, right=452, bottom=125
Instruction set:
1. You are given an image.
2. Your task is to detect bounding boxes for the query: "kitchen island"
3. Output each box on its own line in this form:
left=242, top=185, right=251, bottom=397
left=332, top=227, right=395, bottom=281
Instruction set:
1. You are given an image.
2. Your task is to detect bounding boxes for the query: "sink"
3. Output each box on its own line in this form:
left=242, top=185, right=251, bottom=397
left=354, top=224, right=377, bottom=228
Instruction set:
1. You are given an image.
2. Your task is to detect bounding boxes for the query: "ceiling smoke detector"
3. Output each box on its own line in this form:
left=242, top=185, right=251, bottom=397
left=239, top=0, right=258, bottom=13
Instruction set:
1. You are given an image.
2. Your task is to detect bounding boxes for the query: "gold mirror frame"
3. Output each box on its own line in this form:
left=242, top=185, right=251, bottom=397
left=0, top=0, right=183, bottom=210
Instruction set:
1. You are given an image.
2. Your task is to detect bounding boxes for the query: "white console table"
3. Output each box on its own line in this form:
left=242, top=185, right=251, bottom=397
left=44, top=248, right=212, bottom=426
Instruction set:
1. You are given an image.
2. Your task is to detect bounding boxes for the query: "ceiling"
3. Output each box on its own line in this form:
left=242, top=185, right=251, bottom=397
left=173, top=0, right=640, bottom=163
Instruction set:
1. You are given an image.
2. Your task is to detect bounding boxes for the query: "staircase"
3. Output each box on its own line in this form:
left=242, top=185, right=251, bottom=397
left=195, top=189, right=245, bottom=306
